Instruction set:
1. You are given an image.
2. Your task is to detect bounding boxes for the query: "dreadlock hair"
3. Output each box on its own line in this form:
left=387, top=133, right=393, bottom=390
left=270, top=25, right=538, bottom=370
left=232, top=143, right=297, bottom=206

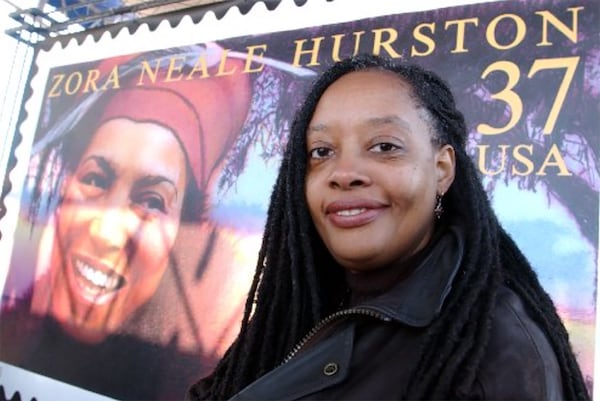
left=192, top=54, right=589, bottom=400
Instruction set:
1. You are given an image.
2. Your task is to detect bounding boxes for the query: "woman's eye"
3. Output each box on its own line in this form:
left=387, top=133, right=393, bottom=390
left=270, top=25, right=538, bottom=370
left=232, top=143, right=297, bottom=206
left=135, top=193, right=167, bottom=214
left=309, top=147, right=333, bottom=159
left=370, top=142, right=400, bottom=153
left=80, top=172, right=109, bottom=190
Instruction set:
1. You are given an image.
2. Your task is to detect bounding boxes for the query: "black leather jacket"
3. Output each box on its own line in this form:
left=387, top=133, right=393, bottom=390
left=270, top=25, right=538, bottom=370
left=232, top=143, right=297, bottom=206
left=196, top=225, right=564, bottom=400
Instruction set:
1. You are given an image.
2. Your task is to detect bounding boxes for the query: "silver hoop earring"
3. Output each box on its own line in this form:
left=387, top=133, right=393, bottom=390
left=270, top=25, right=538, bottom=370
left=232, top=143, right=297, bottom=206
left=434, top=193, right=444, bottom=220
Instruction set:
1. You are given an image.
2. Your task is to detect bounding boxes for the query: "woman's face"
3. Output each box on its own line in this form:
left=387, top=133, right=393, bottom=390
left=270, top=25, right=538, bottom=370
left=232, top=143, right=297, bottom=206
left=305, top=70, right=455, bottom=272
left=48, top=118, right=187, bottom=342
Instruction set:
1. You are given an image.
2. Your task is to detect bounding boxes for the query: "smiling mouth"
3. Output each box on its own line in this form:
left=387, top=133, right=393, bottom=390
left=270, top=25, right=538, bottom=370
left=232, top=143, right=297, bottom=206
left=73, top=258, right=125, bottom=301
left=335, top=208, right=367, bottom=216
left=327, top=206, right=385, bottom=229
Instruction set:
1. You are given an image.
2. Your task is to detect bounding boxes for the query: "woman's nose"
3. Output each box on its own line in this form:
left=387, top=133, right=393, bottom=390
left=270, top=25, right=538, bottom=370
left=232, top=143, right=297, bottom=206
left=328, top=155, right=371, bottom=190
left=88, top=207, right=139, bottom=253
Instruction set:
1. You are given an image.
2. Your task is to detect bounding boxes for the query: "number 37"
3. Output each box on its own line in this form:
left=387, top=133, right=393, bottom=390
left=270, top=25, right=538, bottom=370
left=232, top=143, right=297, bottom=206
left=477, top=56, right=579, bottom=135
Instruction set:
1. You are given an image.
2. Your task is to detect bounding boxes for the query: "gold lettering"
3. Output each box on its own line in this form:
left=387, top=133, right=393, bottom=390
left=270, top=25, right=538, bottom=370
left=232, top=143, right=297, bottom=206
left=64, top=72, right=83, bottom=96
left=372, top=28, right=401, bottom=58
left=537, top=144, right=571, bottom=176
left=331, top=34, right=346, bottom=62
left=187, top=55, right=210, bottom=79
left=445, top=18, right=478, bottom=53
left=351, top=31, right=366, bottom=56
left=477, top=144, right=509, bottom=176
left=512, top=144, right=535, bottom=176
left=244, top=44, right=267, bottom=73
left=293, top=37, right=324, bottom=67
left=217, top=49, right=237, bottom=76
left=101, top=66, right=120, bottom=90
left=81, top=69, right=100, bottom=93
left=165, top=56, right=185, bottom=82
left=478, top=61, right=522, bottom=135
left=411, top=23, right=436, bottom=57
left=536, top=6, right=583, bottom=46
left=527, top=56, right=579, bottom=134
left=138, top=59, right=161, bottom=84
left=47, top=74, right=64, bottom=98
left=487, top=13, right=526, bottom=50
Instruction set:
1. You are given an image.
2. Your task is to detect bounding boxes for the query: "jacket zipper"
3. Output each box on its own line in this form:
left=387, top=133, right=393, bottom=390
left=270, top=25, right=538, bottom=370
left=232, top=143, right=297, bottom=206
left=282, top=307, right=392, bottom=364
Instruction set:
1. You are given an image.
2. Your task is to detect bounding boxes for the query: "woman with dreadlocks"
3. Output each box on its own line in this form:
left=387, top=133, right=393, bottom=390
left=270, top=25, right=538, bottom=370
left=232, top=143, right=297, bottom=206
left=186, top=54, right=589, bottom=400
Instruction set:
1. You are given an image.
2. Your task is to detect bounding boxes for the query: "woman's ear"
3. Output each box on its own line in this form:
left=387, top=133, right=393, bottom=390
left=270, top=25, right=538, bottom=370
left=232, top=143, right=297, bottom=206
left=435, top=144, right=456, bottom=194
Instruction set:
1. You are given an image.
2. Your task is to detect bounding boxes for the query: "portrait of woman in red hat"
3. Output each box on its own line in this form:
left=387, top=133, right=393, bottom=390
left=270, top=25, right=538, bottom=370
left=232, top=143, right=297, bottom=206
left=28, top=48, right=252, bottom=344
left=0, top=44, right=270, bottom=400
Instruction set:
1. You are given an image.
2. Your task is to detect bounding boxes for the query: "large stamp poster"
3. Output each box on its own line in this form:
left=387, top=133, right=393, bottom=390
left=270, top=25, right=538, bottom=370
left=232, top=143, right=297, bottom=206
left=0, top=0, right=598, bottom=400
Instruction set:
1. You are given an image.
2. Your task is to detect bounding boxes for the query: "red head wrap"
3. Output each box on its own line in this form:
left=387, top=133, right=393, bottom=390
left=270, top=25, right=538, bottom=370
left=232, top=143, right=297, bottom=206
left=96, top=54, right=251, bottom=191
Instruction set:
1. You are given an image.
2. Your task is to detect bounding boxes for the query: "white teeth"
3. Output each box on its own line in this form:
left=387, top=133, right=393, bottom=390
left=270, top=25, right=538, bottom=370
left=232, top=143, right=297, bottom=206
left=75, top=260, right=119, bottom=291
left=336, top=208, right=366, bottom=216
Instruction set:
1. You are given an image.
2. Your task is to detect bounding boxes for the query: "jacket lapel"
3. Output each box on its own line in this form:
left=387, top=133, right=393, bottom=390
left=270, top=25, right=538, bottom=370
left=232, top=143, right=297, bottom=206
left=358, top=224, right=465, bottom=327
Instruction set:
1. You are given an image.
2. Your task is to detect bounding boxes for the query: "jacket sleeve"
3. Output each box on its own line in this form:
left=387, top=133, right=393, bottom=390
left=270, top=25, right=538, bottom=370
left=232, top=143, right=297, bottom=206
left=472, top=286, right=564, bottom=400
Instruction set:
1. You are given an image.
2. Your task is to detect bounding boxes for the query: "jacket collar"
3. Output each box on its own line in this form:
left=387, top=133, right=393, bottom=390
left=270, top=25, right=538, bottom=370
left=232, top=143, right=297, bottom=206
left=355, top=224, right=464, bottom=327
